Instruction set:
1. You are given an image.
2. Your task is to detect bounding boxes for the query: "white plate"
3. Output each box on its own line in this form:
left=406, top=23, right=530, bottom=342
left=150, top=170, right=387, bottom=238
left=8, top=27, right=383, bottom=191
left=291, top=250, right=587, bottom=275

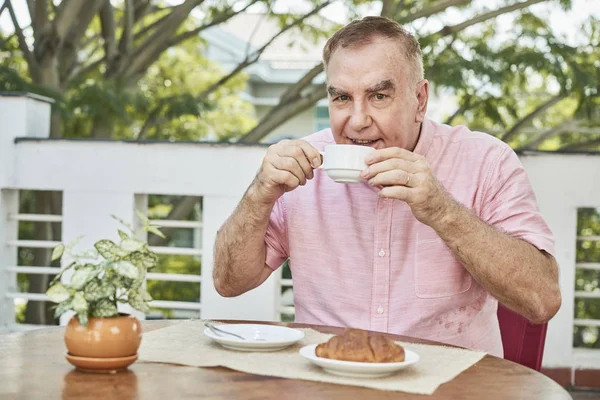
left=299, top=344, right=419, bottom=378
left=204, top=324, right=305, bottom=352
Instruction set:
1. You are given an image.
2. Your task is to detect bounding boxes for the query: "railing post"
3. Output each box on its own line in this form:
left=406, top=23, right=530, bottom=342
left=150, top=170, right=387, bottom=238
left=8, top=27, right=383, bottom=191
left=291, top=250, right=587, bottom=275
left=0, top=190, right=19, bottom=330
left=59, top=190, right=145, bottom=325
left=0, top=93, right=54, bottom=189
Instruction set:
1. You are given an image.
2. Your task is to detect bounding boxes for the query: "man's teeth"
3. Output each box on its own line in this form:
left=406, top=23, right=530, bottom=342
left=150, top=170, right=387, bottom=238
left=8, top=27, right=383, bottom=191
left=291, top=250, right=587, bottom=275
left=351, top=139, right=377, bottom=144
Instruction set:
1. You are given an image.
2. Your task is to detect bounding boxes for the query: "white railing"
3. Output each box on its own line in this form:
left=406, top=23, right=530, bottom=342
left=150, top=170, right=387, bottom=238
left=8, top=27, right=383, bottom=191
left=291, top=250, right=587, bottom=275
left=1, top=93, right=600, bottom=370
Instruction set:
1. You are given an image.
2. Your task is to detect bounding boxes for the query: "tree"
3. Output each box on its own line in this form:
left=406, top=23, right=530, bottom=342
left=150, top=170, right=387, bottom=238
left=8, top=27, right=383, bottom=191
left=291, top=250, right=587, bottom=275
left=0, top=0, right=335, bottom=323
left=240, top=0, right=599, bottom=149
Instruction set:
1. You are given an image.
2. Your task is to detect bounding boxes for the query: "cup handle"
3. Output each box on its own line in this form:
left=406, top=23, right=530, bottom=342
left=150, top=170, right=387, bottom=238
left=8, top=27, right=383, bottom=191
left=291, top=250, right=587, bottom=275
left=317, top=151, right=325, bottom=169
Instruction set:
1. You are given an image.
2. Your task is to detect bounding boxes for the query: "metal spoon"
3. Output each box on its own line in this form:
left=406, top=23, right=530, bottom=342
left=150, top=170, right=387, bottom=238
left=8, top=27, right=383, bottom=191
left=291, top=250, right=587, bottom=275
left=204, top=322, right=266, bottom=341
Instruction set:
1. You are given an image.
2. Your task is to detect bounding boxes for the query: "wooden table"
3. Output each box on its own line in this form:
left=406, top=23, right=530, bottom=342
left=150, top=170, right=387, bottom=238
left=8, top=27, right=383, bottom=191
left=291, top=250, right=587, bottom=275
left=0, top=320, right=572, bottom=399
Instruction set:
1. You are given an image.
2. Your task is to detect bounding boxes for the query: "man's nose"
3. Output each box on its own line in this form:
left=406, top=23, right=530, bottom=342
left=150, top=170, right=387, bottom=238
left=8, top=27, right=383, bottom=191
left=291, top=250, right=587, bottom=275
left=349, top=102, right=372, bottom=132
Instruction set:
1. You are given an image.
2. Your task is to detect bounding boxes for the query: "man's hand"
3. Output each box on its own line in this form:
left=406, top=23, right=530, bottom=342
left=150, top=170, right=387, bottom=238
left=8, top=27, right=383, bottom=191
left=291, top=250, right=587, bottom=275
left=361, top=147, right=454, bottom=226
left=253, top=139, right=322, bottom=205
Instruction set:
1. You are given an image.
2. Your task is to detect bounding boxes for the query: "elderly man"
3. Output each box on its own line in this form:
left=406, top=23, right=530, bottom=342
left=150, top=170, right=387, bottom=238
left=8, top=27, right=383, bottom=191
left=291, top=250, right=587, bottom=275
left=213, top=16, right=561, bottom=357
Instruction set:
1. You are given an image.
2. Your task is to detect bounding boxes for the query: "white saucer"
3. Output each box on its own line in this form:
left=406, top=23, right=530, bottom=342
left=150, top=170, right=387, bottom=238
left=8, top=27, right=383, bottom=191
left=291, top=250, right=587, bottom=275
left=299, top=344, right=419, bottom=378
left=204, top=324, right=305, bottom=352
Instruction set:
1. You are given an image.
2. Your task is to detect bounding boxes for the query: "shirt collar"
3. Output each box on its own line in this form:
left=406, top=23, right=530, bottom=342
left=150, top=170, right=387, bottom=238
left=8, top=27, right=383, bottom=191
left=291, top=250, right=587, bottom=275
left=412, top=117, right=434, bottom=157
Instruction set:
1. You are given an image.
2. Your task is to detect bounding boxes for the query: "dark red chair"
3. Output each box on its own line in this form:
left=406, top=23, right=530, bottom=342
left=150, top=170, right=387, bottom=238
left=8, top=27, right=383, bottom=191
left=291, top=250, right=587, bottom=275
left=497, top=303, right=548, bottom=371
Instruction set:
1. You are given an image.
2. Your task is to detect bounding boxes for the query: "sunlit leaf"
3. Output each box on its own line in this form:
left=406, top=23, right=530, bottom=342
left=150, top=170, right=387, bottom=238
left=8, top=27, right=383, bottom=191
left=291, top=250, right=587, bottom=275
left=46, top=283, right=71, bottom=303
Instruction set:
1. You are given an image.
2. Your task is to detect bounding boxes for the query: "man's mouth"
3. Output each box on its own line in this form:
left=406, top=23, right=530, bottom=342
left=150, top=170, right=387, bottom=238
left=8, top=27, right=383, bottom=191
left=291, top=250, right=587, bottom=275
left=349, top=138, right=379, bottom=146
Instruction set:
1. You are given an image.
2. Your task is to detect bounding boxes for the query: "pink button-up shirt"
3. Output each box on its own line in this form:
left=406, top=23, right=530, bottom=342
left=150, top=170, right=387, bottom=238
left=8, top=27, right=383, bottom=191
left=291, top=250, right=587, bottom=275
left=264, top=117, right=555, bottom=357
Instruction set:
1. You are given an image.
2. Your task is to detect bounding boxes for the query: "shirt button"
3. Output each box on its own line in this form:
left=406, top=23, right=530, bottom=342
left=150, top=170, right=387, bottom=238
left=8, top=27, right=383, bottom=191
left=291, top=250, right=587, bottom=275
left=377, top=306, right=384, bottom=314
left=378, top=249, right=385, bottom=257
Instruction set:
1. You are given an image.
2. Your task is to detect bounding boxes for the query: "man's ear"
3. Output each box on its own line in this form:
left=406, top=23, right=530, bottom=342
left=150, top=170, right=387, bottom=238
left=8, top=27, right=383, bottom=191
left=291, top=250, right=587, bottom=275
left=415, top=79, right=429, bottom=123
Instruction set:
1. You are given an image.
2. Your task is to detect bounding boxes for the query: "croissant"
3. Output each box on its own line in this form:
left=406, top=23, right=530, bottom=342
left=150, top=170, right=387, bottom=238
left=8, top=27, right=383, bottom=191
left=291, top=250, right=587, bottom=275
left=315, top=328, right=405, bottom=363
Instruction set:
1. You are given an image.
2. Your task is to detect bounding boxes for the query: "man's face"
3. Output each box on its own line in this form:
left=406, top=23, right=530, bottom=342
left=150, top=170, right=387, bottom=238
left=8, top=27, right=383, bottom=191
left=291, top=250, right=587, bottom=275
left=326, top=36, right=428, bottom=150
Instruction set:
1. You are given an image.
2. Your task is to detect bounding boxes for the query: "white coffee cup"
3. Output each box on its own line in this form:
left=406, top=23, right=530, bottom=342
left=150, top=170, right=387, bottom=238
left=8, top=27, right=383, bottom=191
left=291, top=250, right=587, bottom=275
left=319, top=144, right=375, bottom=184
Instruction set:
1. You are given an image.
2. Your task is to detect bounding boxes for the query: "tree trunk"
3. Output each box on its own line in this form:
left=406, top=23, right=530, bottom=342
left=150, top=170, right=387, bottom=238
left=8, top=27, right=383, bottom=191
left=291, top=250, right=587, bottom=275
left=24, top=191, right=62, bottom=325
left=91, top=115, right=115, bottom=139
left=148, top=196, right=201, bottom=247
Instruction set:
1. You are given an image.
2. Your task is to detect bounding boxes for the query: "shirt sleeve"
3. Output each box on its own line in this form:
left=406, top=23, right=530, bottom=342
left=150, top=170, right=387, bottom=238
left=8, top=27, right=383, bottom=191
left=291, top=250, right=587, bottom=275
left=264, top=197, right=290, bottom=270
left=480, top=146, right=556, bottom=257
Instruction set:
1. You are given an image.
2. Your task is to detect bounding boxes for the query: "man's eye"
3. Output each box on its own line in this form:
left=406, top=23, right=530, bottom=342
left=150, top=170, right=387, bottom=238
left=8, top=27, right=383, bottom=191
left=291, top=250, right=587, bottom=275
left=338, top=95, right=349, bottom=101
left=374, top=93, right=387, bottom=100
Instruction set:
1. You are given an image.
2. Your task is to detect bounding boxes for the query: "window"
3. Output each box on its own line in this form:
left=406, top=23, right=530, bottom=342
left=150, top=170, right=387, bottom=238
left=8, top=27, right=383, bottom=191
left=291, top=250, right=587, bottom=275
left=573, top=207, right=600, bottom=349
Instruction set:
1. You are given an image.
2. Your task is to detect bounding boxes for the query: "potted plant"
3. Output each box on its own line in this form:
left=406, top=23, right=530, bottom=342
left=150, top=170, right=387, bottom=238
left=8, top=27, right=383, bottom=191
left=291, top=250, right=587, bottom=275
left=45, top=212, right=165, bottom=373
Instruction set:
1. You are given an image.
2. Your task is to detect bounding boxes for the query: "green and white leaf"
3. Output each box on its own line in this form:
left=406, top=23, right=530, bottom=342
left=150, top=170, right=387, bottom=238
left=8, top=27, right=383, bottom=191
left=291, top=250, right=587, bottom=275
left=49, top=262, right=76, bottom=286
left=66, top=235, right=84, bottom=250
left=126, top=251, right=158, bottom=269
left=120, top=239, right=145, bottom=252
left=76, top=249, right=99, bottom=260
left=51, top=244, right=64, bottom=262
left=118, top=230, right=130, bottom=241
left=135, top=209, right=150, bottom=225
left=128, top=290, right=150, bottom=313
left=147, top=225, right=166, bottom=239
left=111, top=214, right=134, bottom=232
left=84, top=279, right=116, bottom=302
left=112, top=261, right=139, bottom=280
left=95, top=240, right=128, bottom=260
left=90, top=299, right=118, bottom=318
left=46, top=283, right=71, bottom=303
left=54, top=300, right=73, bottom=318
left=77, top=311, right=88, bottom=327
left=70, top=266, right=100, bottom=290
left=72, top=292, right=88, bottom=313
left=140, top=289, right=153, bottom=302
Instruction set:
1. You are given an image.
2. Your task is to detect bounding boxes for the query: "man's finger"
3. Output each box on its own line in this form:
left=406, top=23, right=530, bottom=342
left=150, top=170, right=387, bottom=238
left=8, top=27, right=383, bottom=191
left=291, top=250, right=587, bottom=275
left=277, top=145, right=313, bottom=180
left=379, top=186, right=411, bottom=201
left=295, top=140, right=323, bottom=168
left=271, top=156, right=308, bottom=186
left=365, top=147, right=420, bottom=165
left=367, top=169, right=412, bottom=188
left=361, top=158, right=416, bottom=180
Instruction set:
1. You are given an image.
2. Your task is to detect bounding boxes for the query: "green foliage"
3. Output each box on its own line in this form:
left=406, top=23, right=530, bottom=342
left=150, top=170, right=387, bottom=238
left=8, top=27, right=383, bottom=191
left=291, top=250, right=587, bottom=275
left=45, top=213, right=163, bottom=326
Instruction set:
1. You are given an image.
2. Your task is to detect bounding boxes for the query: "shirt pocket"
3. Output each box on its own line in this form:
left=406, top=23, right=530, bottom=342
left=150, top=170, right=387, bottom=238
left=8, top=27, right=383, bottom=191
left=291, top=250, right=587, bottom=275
left=414, top=230, right=472, bottom=299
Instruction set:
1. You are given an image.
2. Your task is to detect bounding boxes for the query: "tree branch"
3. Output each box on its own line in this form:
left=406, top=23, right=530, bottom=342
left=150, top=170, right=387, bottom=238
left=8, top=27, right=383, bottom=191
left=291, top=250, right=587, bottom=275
left=516, top=119, right=580, bottom=151
left=69, top=58, right=104, bottom=83
left=164, top=0, right=261, bottom=49
left=147, top=196, right=202, bottom=247
left=32, top=0, right=49, bottom=41
left=122, top=0, right=205, bottom=78
left=434, top=0, right=549, bottom=37
left=380, top=0, right=398, bottom=18
left=280, top=62, right=324, bottom=105
left=119, top=0, right=134, bottom=56
left=100, top=1, right=118, bottom=65
left=500, top=93, right=566, bottom=142
left=196, top=1, right=331, bottom=101
left=0, top=1, right=8, bottom=18
left=557, top=136, right=600, bottom=152
left=53, top=0, right=87, bottom=38
left=59, top=0, right=107, bottom=84
left=239, top=83, right=327, bottom=143
left=6, top=0, right=40, bottom=79
left=398, top=0, right=471, bottom=24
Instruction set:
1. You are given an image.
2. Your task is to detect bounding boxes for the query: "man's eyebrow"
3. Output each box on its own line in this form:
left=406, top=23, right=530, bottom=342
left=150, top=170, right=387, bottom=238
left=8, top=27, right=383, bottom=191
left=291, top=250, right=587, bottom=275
left=327, top=86, right=347, bottom=97
left=366, top=80, right=395, bottom=93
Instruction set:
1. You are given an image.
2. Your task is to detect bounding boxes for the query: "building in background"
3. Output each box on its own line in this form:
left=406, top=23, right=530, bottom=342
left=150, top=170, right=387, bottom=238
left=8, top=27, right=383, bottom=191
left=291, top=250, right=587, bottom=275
left=202, top=13, right=457, bottom=143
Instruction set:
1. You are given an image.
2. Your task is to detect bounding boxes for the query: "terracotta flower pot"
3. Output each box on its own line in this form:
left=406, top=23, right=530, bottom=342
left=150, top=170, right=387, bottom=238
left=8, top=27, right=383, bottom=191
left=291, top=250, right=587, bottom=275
left=64, top=314, right=142, bottom=373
